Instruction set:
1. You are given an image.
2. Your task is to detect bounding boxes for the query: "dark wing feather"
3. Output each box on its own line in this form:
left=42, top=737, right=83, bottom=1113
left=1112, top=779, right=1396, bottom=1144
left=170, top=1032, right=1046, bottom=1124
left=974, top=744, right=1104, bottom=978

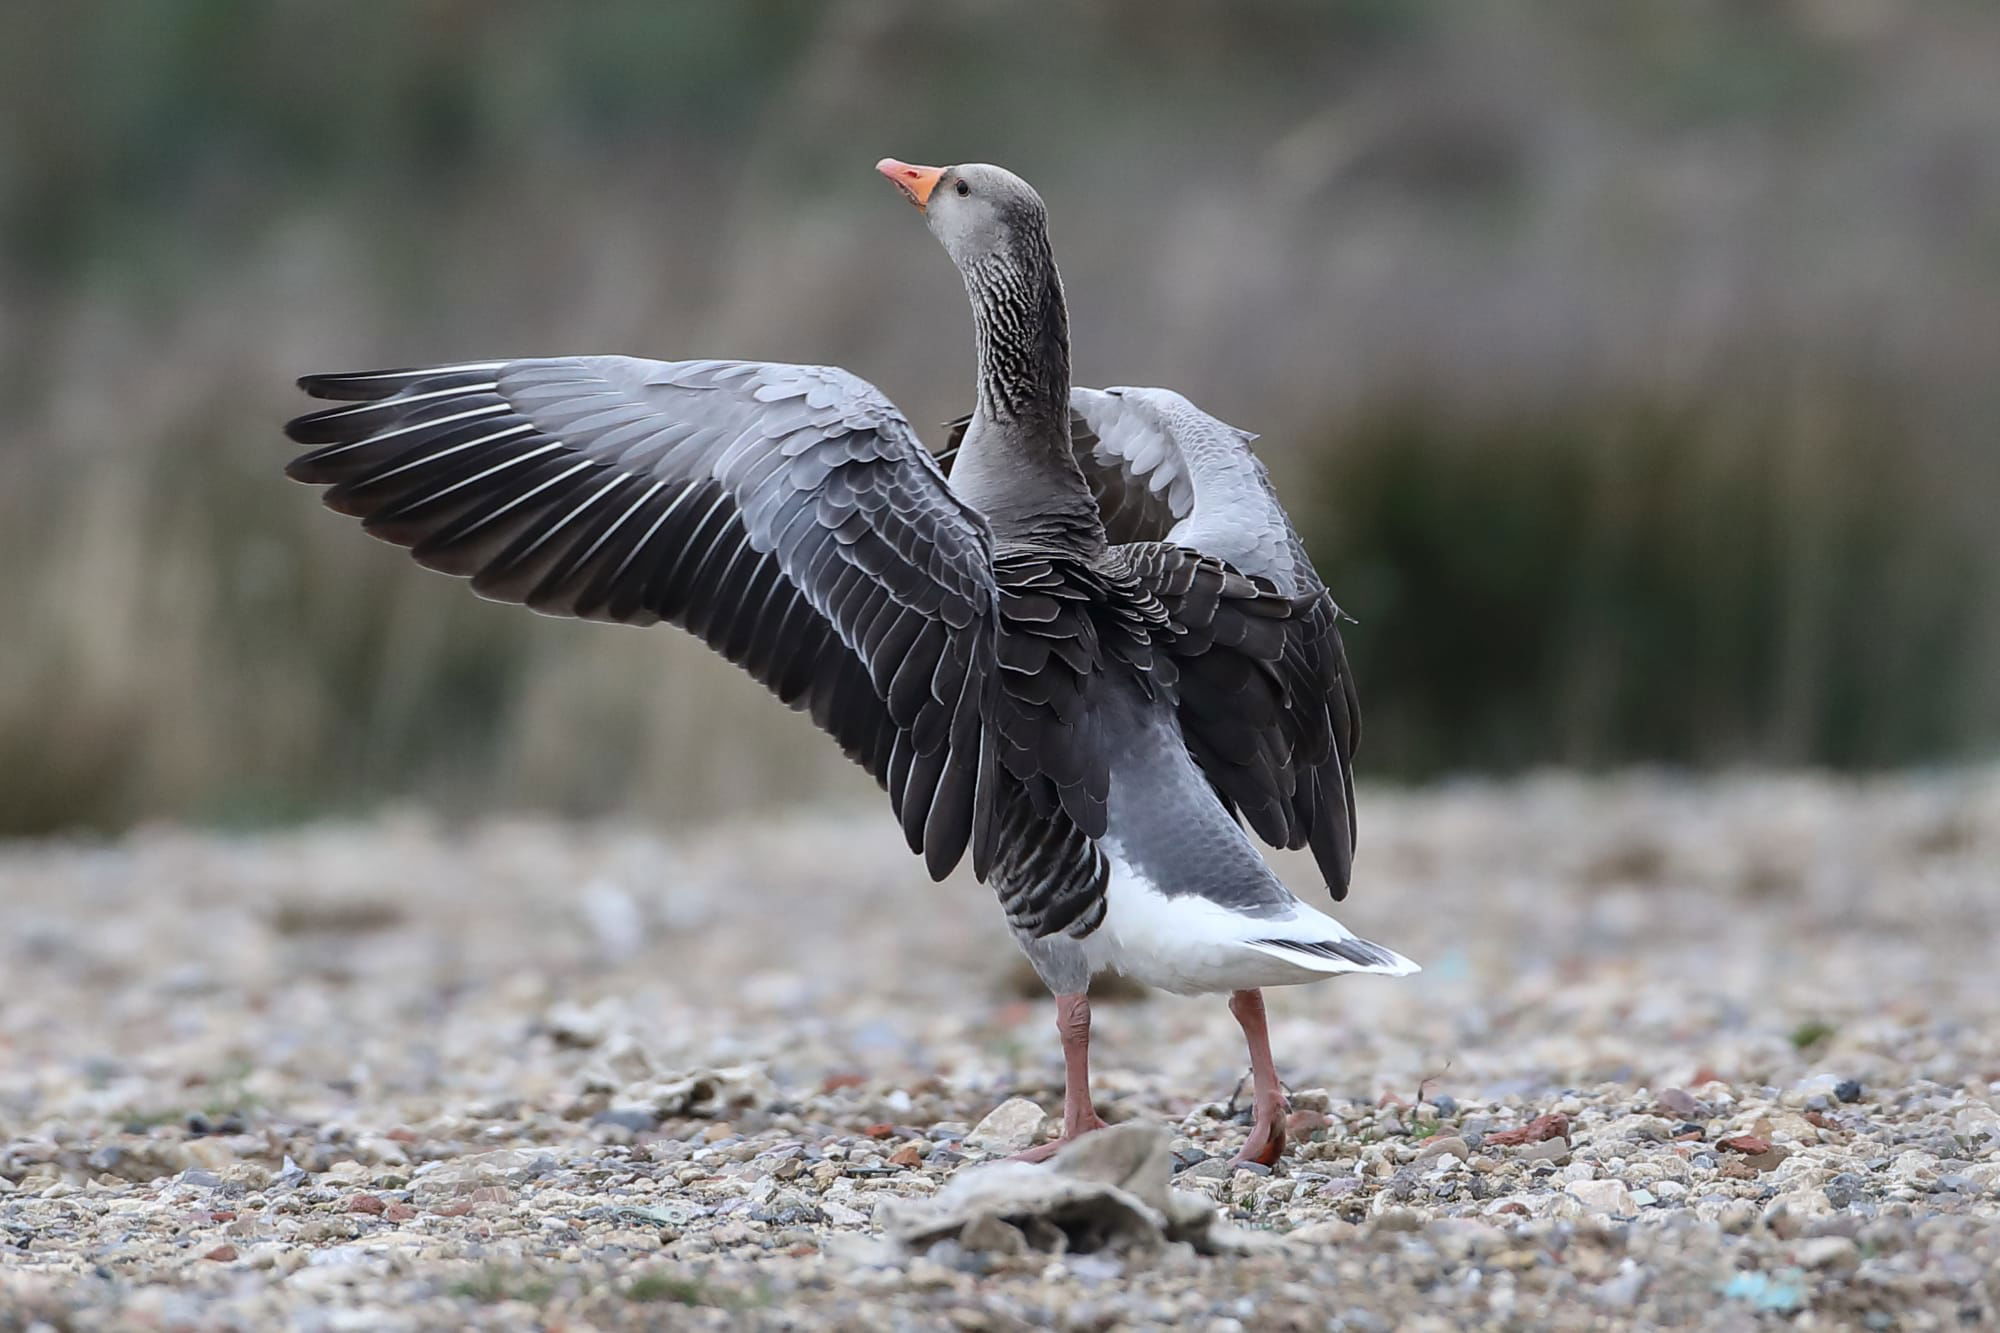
left=287, top=356, right=997, bottom=880
left=1069, top=386, right=1362, bottom=900
left=943, top=386, right=1362, bottom=899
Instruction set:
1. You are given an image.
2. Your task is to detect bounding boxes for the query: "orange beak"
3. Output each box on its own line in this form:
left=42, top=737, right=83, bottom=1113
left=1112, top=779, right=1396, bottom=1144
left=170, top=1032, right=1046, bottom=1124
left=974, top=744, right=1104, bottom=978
left=877, top=158, right=945, bottom=211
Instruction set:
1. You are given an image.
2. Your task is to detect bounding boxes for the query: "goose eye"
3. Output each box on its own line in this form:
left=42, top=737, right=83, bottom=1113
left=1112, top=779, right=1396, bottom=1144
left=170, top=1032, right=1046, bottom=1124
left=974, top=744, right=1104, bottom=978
left=954, top=179, right=971, bottom=197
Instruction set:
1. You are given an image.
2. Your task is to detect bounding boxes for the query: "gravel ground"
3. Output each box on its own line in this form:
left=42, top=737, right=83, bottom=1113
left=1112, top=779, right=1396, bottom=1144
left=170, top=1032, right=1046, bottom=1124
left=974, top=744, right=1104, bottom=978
left=3, top=772, right=1998, bottom=1331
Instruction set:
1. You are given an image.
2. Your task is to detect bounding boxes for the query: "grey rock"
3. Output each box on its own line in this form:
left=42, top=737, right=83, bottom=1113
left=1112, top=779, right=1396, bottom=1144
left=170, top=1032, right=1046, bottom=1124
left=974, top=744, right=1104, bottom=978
left=590, top=1107, right=657, bottom=1133
left=879, top=1122, right=1241, bottom=1258
left=1824, top=1172, right=1868, bottom=1209
left=1518, top=1139, right=1572, bottom=1166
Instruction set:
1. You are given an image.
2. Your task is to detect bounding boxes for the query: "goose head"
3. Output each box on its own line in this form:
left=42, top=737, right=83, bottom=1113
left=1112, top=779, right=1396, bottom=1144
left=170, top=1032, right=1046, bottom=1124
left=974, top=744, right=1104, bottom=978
left=875, top=158, right=1084, bottom=525
left=875, top=159, right=1051, bottom=276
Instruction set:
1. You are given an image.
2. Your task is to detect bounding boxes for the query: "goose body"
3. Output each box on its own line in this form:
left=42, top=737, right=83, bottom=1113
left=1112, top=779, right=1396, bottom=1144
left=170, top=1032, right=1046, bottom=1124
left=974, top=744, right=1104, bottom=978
left=284, top=160, right=1415, bottom=1165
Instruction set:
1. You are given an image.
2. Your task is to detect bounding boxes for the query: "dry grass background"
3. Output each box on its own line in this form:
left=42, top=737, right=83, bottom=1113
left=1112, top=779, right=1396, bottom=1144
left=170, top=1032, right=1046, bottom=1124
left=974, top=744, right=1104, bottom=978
left=3, top=1, right=2000, bottom=834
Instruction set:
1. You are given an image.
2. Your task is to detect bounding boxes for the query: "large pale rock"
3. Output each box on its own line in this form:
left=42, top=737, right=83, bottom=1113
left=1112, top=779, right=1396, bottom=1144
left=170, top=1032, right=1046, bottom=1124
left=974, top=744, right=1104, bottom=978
left=879, top=1122, right=1247, bottom=1258
left=408, top=1148, right=553, bottom=1204
left=964, top=1098, right=1049, bottom=1155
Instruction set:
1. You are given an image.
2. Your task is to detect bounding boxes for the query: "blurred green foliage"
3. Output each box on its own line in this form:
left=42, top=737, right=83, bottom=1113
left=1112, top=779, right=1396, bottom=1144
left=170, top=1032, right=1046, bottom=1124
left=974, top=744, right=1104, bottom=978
left=1306, top=380, right=1992, bottom=775
left=3, top=1, right=1998, bottom=834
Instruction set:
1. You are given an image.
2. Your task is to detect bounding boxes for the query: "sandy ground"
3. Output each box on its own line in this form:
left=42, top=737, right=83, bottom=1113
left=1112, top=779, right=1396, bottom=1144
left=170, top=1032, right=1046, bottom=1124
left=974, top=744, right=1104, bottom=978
left=2, top=772, right=1998, bottom=1331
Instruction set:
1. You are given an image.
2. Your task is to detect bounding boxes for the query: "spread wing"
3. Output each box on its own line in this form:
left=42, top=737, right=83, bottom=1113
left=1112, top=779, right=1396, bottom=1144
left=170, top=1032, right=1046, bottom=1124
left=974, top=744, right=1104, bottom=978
left=285, top=356, right=997, bottom=880
left=950, top=386, right=1363, bottom=899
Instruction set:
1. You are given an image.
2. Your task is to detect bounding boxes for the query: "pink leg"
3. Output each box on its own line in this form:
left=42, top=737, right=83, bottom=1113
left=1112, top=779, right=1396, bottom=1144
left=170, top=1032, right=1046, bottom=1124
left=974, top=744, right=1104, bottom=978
left=1010, top=992, right=1110, bottom=1162
left=1229, top=988, right=1289, bottom=1166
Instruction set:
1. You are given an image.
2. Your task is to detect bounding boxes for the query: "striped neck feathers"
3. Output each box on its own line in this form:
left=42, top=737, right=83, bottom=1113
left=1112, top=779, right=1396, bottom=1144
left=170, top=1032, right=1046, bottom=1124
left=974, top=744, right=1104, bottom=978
left=955, top=240, right=1102, bottom=548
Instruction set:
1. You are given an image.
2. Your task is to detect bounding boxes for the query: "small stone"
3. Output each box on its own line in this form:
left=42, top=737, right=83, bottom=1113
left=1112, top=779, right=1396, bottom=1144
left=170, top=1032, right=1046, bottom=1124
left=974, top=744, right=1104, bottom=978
left=347, top=1194, right=386, bottom=1215
left=1889, top=1149, right=1937, bottom=1184
left=1834, top=1080, right=1863, bottom=1104
left=1563, top=1179, right=1635, bottom=1217
left=1486, top=1113, right=1569, bottom=1147
left=384, top=1203, right=417, bottom=1222
left=1717, top=1135, right=1788, bottom=1171
left=1369, top=1208, right=1425, bottom=1233
left=1287, top=1219, right=1358, bottom=1246
left=1415, top=1136, right=1469, bottom=1164
left=1794, top=1236, right=1859, bottom=1270
left=1951, top=1105, right=2000, bottom=1142
left=1654, top=1088, right=1701, bottom=1119
left=888, top=1143, right=924, bottom=1169
left=960, top=1214, right=1029, bottom=1255
left=1823, top=1173, right=1867, bottom=1209
left=203, top=1244, right=238, bottom=1262
left=1286, top=1109, right=1331, bottom=1136
left=1428, top=1094, right=1459, bottom=1117
left=965, top=1098, right=1049, bottom=1155
left=591, top=1107, right=658, bottom=1133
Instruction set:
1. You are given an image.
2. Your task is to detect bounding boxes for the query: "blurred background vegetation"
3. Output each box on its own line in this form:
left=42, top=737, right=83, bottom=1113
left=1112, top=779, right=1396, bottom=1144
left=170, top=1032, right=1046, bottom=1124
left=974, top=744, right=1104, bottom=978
left=3, top=0, right=1997, bottom=836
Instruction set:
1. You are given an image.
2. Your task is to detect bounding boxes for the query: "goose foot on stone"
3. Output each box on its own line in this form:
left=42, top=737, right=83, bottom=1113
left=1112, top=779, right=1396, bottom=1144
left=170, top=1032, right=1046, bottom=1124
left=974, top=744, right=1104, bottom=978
left=1228, top=988, right=1290, bottom=1167
left=1009, top=992, right=1110, bottom=1162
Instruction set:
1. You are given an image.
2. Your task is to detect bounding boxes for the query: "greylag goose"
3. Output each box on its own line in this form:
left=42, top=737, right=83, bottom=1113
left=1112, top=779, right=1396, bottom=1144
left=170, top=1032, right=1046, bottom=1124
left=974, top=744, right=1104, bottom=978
left=283, top=159, right=1416, bottom=1166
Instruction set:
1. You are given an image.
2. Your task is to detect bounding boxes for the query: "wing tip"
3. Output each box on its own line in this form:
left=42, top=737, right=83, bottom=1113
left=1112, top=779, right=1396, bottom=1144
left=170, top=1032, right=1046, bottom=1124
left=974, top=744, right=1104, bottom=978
left=296, top=370, right=397, bottom=403
left=1250, top=935, right=1418, bottom=976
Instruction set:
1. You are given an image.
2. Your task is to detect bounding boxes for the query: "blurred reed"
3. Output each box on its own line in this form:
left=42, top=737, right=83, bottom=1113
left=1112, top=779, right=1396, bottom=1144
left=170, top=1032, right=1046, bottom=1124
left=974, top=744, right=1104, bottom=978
left=3, top=1, right=1998, bottom=833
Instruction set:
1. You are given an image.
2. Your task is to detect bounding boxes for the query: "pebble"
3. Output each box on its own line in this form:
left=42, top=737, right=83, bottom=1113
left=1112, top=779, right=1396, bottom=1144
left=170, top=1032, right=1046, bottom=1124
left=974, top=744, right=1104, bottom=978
left=964, top=1099, right=1049, bottom=1155
left=1517, top=1139, right=1571, bottom=1166
left=1563, top=1179, right=1635, bottom=1217
left=1794, top=1235, right=1860, bottom=1270
left=1414, top=1136, right=1469, bottom=1165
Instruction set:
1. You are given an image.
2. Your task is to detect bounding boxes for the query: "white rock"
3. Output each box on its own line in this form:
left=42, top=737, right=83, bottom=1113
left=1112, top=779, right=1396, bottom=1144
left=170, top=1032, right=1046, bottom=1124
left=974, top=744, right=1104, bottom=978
left=965, top=1098, right=1049, bottom=1155
left=1563, top=1179, right=1636, bottom=1217
left=1952, top=1104, right=2000, bottom=1142
left=408, top=1148, right=552, bottom=1202
left=1889, top=1150, right=1937, bottom=1184
left=1794, top=1236, right=1859, bottom=1270
left=1287, top=1219, right=1358, bottom=1246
